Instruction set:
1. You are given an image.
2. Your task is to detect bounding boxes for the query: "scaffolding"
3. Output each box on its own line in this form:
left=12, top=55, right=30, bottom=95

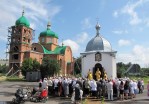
left=6, top=27, right=11, bottom=60
left=5, top=25, right=35, bottom=77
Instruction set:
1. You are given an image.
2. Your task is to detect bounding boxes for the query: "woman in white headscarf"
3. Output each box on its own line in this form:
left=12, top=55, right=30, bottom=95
left=63, top=78, right=69, bottom=97
left=42, top=78, right=48, bottom=90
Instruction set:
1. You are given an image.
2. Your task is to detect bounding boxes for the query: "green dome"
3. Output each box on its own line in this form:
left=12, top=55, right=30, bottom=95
left=40, top=28, right=58, bottom=38
left=15, top=16, right=30, bottom=27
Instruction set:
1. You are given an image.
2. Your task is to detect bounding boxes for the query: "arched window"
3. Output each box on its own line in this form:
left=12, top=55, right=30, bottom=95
left=19, top=29, right=21, bottom=33
left=42, top=38, right=44, bottom=42
left=12, top=54, right=19, bottom=60
left=33, top=47, right=36, bottom=51
left=13, top=46, right=19, bottom=52
left=60, top=59, right=62, bottom=68
left=28, top=39, right=30, bottom=43
left=24, top=29, right=26, bottom=33
left=49, top=38, right=52, bottom=43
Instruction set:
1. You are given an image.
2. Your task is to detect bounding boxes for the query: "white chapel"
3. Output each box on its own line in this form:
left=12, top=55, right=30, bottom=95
left=80, top=23, right=117, bottom=79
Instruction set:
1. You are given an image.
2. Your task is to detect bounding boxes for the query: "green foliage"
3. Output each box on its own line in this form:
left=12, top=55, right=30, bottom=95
left=143, top=76, right=149, bottom=85
left=32, top=58, right=40, bottom=70
left=74, top=57, right=81, bottom=75
left=81, top=99, right=87, bottom=104
left=0, top=64, right=9, bottom=74
left=141, top=68, right=149, bottom=76
left=101, top=96, right=105, bottom=104
left=21, top=58, right=40, bottom=77
left=117, top=62, right=129, bottom=77
left=116, top=62, right=141, bottom=78
left=40, top=57, right=60, bottom=78
left=6, top=76, right=26, bottom=81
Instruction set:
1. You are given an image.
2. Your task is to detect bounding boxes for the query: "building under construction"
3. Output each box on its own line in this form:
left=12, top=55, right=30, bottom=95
left=6, top=10, right=74, bottom=76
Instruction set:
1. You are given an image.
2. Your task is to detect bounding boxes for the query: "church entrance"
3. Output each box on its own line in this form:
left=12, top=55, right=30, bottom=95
left=93, top=63, right=104, bottom=80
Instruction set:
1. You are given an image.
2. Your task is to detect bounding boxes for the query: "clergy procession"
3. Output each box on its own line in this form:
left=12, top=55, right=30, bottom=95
left=36, top=69, right=144, bottom=104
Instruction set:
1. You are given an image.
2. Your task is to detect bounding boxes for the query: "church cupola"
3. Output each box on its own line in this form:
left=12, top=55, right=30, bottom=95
left=15, top=9, right=30, bottom=27
left=39, top=22, right=58, bottom=39
left=39, top=21, right=58, bottom=50
left=85, top=22, right=112, bottom=52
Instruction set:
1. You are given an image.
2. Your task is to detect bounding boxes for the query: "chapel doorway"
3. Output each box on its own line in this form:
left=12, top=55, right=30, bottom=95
left=93, top=63, right=104, bottom=80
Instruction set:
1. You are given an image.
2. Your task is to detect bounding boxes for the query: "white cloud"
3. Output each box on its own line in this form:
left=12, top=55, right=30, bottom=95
left=122, top=0, right=144, bottom=25
left=113, top=11, right=118, bottom=18
left=132, top=45, right=149, bottom=59
left=62, top=39, right=79, bottom=54
left=118, top=39, right=131, bottom=47
left=30, top=23, right=36, bottom=30
left=114, top=0, right=149, bottom=26
left=0, top=0, right=61, bottom=58
left=0, top=0, right=61, bottom=41
left=81, top=18, right=92, bottom=29
left=60, top=32, right=89, bottom=56
left=76, top=32, right=89, bottom=43
left=117, top=45, right=149, bottom=67
left=117, top=53, right=135, bottom=64
left=112, top=30, right=128, bottom=35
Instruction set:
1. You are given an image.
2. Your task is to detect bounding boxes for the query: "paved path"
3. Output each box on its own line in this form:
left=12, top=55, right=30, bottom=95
left=0, top=81, right=148, bottom=104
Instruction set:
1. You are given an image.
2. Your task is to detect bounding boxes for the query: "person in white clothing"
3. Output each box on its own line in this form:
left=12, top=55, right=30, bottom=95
left=42, top=78, right=48, bottom=90
left=71, top=89, right=75, bottom=103
left=129, top=80, right=134, bottom=99
left=115, top=79, right=120, bottom=99
left=133, top=80, right=138, bottom=98
left=106, top=79, right=113, bottom=101
left=90, top=80, right=97, bottom=97
left=47, top=77, right=53, bottom=96
left=54, top=78, right=59, bottom=96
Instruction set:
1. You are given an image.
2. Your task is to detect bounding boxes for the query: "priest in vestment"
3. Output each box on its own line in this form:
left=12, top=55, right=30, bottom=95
left=87, top=69, right=93, bottom=80
left=95, top=68, right=101, bottom=81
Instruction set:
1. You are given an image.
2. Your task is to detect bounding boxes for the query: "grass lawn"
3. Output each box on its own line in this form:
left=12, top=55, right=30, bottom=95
left=0, top=76, right=6, bottom=81
left=0, top=73, right=26, bottom=81
left=143, top=77, right=149, bottom=85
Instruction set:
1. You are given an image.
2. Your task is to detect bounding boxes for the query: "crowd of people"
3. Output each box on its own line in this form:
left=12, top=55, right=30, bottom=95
left=36, top=76, right=146, bottom=103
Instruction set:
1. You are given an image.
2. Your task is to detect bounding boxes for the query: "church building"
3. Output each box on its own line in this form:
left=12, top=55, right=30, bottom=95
left=80, top=23, right=117, bottom=79
left=8, top=10, right=74, bottom=75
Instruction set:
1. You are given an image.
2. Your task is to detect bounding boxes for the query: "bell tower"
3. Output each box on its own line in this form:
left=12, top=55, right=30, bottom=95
left=9, top=10, right=33, bottom=71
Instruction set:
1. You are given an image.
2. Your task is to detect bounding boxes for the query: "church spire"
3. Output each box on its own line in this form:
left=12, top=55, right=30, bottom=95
left=62, top=39, right=64, bottom=47
left=95, top=22, right=100, bottom=36
left=22, top=6, right=25, bottom=16
left=47, top=21, right=51, bottom=30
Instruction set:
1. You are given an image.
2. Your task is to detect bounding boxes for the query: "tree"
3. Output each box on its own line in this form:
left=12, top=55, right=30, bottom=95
left=141, top=68, right=149, bottom=76
left=0, top=64, right=9, bottom=74
left=32, top=59, right=40, bottom=71
left=21, top=58, right=40, bottom=77
left=74, top=57, right=81, bottom=75
left=117, top=62, right=132, bottom=78
left=40, top=57, right=60, bottom=78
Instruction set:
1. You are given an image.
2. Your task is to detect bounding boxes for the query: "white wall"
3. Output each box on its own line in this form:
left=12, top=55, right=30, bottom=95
left=81, top=52, right=117, bottom=79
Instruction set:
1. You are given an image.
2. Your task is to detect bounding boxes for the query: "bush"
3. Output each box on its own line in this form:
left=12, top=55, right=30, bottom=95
left=0, top=64, right=9, bottom=74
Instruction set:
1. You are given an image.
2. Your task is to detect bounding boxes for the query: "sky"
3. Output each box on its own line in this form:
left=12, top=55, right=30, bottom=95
left=0, top=0, right=149, bottom=68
